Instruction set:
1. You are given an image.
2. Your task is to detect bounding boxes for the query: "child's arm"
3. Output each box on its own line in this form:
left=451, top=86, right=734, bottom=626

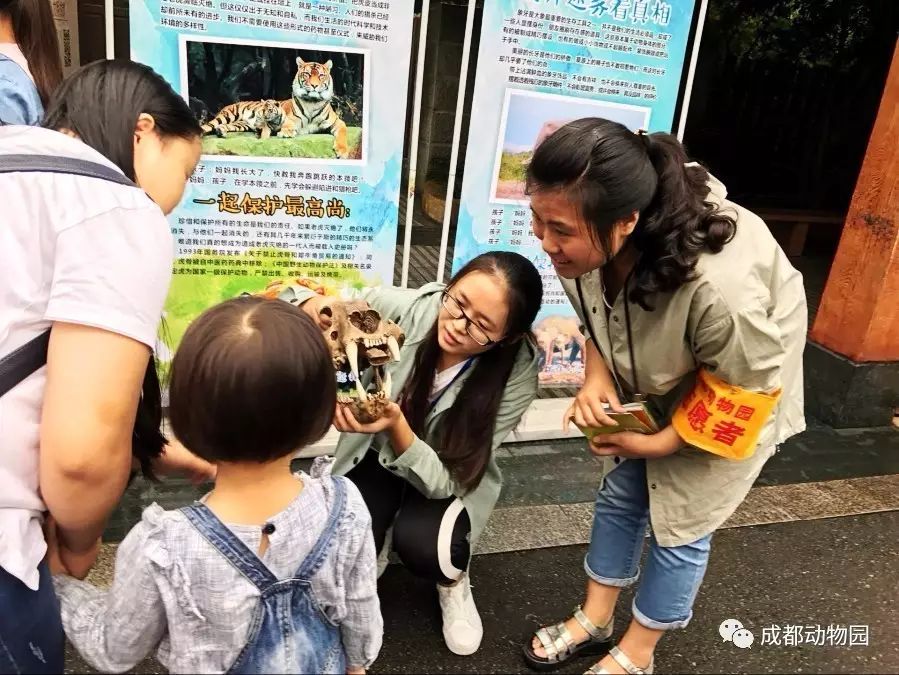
left=51, top=517, right=167, bottom=673
left=339, top=486, right=384, bottom=672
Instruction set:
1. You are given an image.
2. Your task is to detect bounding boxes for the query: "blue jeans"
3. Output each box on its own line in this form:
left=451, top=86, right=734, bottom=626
left=586, top=458, right=712, bottom=630
left=0, top=560, right=65, bottom=674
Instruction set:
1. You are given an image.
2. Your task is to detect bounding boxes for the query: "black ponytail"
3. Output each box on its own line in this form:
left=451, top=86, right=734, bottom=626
left=526, top=117, right=736, bottom=310
left=131, top=355, right=165, bottom=481
left=43, top=59, right=200, bottom=180
left=631, top=131, right=736, bottom=308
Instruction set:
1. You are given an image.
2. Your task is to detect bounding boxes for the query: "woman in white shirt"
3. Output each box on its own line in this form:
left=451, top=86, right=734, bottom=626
left=0, top=59, right=210, bottom=673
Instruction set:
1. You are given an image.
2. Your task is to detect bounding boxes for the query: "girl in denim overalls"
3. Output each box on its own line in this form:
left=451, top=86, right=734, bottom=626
left=50, top=297, right=383, bottom=674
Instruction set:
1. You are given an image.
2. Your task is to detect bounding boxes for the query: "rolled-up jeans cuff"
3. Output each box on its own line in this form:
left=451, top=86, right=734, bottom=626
left=584, top=555, right=639, bottom=588
left=632, top=599, right=692, bottom=630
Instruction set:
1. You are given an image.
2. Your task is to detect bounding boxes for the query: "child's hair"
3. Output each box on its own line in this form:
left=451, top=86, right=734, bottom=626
left=0, top=0, right=63, bottom=105
left=169, top=296, right=336, bottom=464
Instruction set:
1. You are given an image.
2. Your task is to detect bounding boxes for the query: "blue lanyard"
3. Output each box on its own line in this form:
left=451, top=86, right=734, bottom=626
left=428, top=357, right=475, bottom=411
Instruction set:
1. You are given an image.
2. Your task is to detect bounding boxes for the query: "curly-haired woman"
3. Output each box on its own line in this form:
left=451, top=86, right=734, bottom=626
left=521, top=118, right=807, bottom=674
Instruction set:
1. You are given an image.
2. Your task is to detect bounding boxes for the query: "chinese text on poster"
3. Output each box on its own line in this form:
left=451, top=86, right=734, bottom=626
left=130, top=0, right=415, bottom=362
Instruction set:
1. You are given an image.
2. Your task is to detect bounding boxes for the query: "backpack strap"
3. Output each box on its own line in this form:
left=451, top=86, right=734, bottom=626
left=181, top=503, right=280, bottom=592
left=0, top=330, right=50, bottom=399
left=0, top=154, right=136, bottom=187
left=295, top=476, right=348, bottom=579
left=0, top=154, right=138, bottom=400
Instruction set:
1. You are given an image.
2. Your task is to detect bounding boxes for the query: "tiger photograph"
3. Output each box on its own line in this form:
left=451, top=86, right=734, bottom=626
left=185, top=38, right=366, bottom=161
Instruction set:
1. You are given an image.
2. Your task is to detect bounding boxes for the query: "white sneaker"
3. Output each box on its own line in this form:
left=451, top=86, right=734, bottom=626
left=437, top=573, right=483, bottom=655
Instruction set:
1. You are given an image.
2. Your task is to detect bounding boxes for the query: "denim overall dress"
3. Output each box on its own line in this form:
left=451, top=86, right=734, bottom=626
left=181, top=476, right=349, bottom=674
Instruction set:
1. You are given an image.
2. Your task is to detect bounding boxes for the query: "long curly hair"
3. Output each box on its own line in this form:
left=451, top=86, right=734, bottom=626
left=525, top=118, right=736, bottom=310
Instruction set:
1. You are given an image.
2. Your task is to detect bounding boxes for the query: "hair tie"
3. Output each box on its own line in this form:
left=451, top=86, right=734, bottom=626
left=635, top=128, right=652, bottom=152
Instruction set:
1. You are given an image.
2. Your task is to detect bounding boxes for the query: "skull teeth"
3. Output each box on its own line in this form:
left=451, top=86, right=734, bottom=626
left=387, top=336, right=401, bottom=362
left=344, top=341, right=366, bottom=402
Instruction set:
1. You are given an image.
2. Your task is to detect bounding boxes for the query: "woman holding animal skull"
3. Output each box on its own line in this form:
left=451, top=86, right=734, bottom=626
left=296, top=251, right=542, bottom=657
left=521, top=118, right=807, bottom=675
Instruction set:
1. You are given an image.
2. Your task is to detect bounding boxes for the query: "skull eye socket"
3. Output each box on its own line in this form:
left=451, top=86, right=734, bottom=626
left=348, top=310, right=379, bottom=334
left=330, top=330, right=339, bottom=340
left=321, top=306, right=333, bottom=318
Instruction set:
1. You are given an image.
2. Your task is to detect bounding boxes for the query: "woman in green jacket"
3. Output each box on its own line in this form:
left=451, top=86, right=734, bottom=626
left=296, top=251, right=542, bottom=657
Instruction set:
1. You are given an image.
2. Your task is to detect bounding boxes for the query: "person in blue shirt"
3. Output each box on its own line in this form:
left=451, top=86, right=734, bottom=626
left=0, top=0, right=62, bottom=125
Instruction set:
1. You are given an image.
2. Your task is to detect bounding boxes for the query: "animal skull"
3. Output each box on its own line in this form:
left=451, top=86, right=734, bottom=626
left=322, top=300, right=405, bottom=423
left=245, top=279, right=405, bottom=423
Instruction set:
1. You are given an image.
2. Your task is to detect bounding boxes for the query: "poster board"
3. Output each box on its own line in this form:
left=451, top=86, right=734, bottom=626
left=452, top=0, right=700, bottom=388
left=129, top=0, right=416, bottom=368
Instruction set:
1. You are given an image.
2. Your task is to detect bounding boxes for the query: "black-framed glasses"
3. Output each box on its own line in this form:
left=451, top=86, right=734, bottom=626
left=442, top=291, right=495, bottom=346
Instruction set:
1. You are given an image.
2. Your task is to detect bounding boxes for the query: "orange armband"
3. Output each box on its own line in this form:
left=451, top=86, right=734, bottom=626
left=672, top=369, right=782, bottom=460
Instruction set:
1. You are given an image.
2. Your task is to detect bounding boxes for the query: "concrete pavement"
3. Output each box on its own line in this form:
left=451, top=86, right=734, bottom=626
left=371, top=511, right=898, bottom=674
left=65, top=473, right=899, bottom=674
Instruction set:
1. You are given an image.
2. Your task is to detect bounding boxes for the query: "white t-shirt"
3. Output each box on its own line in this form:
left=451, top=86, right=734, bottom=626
left=0, top=126, right=174, bottom=589
left=428, top=359, right=470, bottom=404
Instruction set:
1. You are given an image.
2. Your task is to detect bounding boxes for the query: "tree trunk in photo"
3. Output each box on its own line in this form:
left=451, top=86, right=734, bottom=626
left=338, top=52, right=351, bottom=97
left=264, top=47, right=281, bottom=98
left=203, top=42, right=216, bottom=86
left=223, top=62, right=258, bottom=104
left=220, top=47, right=234, bottom=103
left=201, top=43, right=220, bottom=109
